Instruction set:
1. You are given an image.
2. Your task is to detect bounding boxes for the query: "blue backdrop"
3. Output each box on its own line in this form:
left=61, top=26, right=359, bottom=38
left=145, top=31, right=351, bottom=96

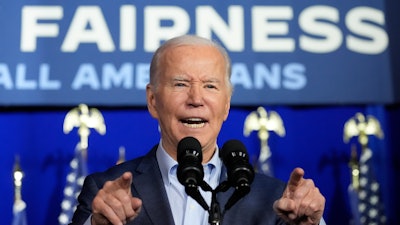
left=0, top=105, right=399, bottom=225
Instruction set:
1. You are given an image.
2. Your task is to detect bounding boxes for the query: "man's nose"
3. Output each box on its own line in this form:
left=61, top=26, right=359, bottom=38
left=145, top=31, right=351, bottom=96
left=188, top=85, right=203, bottom=106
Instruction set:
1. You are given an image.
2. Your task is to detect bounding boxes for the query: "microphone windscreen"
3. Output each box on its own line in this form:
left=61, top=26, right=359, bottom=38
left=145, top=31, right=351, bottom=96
left=220, top=139, right=249, bottom=162
left=176, top=136, right=209, bottom=211
left=220, top=139, right=254, bottom=185
left=177, top=136, right=204, bottom=186
left=177, top=136, right=202, bottom=163
left=220, top=139, right=255, bottom=211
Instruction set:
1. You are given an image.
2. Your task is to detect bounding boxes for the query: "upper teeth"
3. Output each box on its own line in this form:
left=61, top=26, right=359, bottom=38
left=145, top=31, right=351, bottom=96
left=182, top=118, right=205, bottom=128
left=186, top=118, right=202, bottom=122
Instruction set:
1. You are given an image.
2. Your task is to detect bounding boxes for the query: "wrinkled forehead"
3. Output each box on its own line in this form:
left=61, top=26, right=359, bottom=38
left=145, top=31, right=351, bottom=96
left=154, top=44, right=226, bottom=75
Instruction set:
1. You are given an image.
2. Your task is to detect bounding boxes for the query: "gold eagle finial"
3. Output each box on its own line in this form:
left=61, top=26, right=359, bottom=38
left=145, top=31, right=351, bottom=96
left=63, top=104, right=106, bottom=150
left=244, top=106, right=285, bottom=141
left=343, top=112, right=383, bottom=149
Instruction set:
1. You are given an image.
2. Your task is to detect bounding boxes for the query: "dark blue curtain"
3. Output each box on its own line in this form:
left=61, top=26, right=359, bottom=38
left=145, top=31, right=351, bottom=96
left=1, top=105, right=399, bottom=225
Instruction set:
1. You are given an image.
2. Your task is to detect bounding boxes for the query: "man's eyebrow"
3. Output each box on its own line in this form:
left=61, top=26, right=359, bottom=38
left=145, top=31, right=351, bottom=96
left=170, top=76, right=221, bottom=84
left=172, top=76, right=189, bottom=82
left=203, top=78, right=221, bottom=84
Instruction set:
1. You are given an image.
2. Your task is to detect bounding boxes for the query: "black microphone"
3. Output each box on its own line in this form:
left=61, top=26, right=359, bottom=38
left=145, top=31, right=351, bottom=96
left=177, top=136, right=209, bottom=210
left=220, top=139, right=255, bottom=211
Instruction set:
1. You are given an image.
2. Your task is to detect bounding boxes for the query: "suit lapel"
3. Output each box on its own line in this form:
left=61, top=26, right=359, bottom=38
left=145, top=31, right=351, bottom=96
left=132, top=147, right=175, bottom=225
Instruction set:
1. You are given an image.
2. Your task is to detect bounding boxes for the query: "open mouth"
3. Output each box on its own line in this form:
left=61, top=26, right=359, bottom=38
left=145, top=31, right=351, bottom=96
left=180, top=118, right=207, bottom=128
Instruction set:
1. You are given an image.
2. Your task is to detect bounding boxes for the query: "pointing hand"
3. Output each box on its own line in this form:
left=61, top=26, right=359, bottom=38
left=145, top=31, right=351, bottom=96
left=91, top=172, right=142, bottom=225
left=273, top=168, right=325, bottom=225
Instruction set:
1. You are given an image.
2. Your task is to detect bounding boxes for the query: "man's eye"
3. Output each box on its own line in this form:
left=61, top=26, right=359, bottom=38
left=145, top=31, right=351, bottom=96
left=174, top=82, right=187, bottom=87
left=205, top=84, right=217, bottom=89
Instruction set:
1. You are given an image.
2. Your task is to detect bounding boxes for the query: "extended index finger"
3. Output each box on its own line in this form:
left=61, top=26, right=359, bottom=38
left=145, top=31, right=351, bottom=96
left=103, top=172, right=133, bottom=194
left=117, top=172, right=133, bottom=192
left=287, top=167, right=305, bottom=191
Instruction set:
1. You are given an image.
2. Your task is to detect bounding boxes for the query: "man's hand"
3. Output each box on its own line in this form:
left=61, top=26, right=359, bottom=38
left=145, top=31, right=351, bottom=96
left=91, top=172, right=142, bottom=225
left=273, top=168, right=325, bottom=225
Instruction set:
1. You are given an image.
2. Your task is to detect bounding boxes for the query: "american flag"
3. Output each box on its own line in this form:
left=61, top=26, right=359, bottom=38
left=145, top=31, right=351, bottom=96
left=58, top=145, right=88, bottom=225
left=349, top=148, right=386, bottom=225
left=12, top=200, right=28, bottom=225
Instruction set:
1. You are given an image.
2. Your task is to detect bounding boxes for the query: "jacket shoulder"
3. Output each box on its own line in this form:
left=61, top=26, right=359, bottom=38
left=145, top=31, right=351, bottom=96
left=89, top=145, right=158, bottom=185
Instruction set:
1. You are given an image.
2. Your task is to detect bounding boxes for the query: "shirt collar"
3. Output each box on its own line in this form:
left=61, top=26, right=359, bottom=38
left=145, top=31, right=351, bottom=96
left=156, top=140, right=177, bottom=186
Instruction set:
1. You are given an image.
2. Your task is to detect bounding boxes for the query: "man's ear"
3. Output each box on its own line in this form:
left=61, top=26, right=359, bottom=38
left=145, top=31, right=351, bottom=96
left=146, top=84, right=158, bottom=119
left=223, top=97, right=231, bottom=121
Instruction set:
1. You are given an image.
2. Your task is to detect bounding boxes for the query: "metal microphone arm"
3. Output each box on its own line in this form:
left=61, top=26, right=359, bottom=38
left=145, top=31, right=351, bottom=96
left=208, top=190, right=222, bottom=225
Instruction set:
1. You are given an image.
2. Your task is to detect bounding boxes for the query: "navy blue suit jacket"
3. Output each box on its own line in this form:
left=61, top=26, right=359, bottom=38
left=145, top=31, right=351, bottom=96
left=70, top=145, right=289, bottom=225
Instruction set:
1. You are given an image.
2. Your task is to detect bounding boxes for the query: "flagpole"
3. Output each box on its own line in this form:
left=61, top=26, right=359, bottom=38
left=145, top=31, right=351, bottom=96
left=13, top=156, right=23, bottom=202
left=243, top=106, right=285, bottom=176
left=59, top=104, right=106, bottom=225
left=13, top=155, right=28, bottom=225
left=116, top=146, right=126, bottom=165
left=344, top=112, right=386, bottom=225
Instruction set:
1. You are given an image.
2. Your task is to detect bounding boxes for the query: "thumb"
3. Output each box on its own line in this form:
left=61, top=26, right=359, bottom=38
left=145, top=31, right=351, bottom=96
left=273, top=198, right=297, bottom=220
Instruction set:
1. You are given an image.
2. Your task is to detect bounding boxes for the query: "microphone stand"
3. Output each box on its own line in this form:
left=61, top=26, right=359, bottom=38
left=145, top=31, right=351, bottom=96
left=200, top=181, right=231, bottom=225
left=208, top=190, right=221, bottom=225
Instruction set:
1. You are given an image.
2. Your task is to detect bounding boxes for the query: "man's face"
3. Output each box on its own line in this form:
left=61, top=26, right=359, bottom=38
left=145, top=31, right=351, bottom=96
left=146, top=45, right=231, bottom=162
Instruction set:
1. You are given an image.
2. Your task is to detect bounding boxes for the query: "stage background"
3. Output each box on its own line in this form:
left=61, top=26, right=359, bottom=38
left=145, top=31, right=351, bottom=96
left=1, top=0, right=399, bottom=225
left=0, top=105, right=399, bottom=225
